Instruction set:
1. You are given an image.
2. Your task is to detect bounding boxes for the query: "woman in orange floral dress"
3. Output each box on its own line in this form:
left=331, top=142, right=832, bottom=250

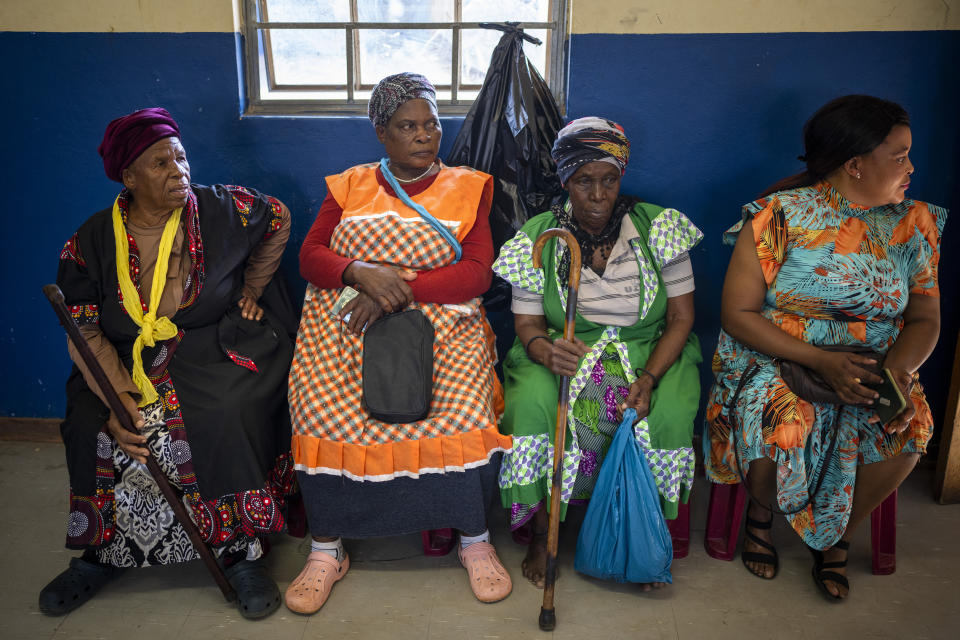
left=705, top=95, right=945, bottom=602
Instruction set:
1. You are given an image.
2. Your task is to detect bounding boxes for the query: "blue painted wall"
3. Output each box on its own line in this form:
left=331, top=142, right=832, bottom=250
left=2, top=30, right=957, bottom=429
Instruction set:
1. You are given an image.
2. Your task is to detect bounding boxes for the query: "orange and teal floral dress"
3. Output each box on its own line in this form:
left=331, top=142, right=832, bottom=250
left=705, top=181, right=946, bottom=550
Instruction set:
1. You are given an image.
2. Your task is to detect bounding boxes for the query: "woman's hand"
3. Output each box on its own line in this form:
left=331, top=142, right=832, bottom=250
left=542, top=337, right=590, bottom=377
left=619, top=377, right=654, bottom=423
left=343, top=261, right=417, bottom=313
left=339, top=291, right=384, bottom=336
left=107, top=392, right=148, bottom=463
left=238, top=295, right=264, bottom=321
left=880, top=367, right=916, bottom=434
left=813, top=350, right=884, bottom=406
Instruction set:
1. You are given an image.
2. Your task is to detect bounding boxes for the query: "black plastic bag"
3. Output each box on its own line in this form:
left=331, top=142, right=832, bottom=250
left=447, top=23, right=566, bottom=310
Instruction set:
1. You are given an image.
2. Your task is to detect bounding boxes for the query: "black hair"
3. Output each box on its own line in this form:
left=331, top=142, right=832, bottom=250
left=760, top=95, right=910, bottom=197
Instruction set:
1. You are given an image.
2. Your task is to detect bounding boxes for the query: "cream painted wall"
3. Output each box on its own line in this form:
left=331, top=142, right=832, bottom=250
left=1, top=0, right=957, bottom=33
left=0, top=0, right=236, bottom=32
left=571, top=0, right=959, bottom=33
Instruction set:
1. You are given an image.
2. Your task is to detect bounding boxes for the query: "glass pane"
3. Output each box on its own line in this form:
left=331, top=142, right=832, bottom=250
left=263, top=0, right=350, bottom=22
left=357, top=29, right=452, bottom=87
left=266, top=29, right=346, bottom=86
left=357, top=0, right=453, bottom=22
left=462, top=0, right=549, bottom=22
left=460, top=28, right=547, bottom=86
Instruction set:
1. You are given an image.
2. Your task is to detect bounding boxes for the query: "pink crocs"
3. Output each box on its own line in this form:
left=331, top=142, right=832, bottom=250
left=284, top=551, right=350, bottom=615
left=458, top=541, right=512, bottom=603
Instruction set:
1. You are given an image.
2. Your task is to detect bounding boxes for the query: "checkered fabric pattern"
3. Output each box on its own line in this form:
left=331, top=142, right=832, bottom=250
left=646, top=447, right=696, bottom=504
left=499, top=436, right=695, bottom=506
left=491, top=231, right=544, bottom=294
left=497, top=434, right=580, bottom=503
left=289, top=217, right=504, bottom=477
left=647, top=208, right=703, bottom=268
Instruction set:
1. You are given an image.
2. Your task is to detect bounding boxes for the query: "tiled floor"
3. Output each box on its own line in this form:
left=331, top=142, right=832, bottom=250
left=3, top=440, right=959, bottom=640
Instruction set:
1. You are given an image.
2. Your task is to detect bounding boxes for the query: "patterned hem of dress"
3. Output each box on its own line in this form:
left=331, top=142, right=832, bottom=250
left=293, top=427, right=512, bottom=481
left=499, top=433, right=696, bottom=505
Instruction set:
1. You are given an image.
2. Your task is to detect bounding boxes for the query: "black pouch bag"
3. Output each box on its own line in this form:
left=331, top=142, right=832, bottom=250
left=362, top=309, right=435, bottom=423
left=777, top=345, right=882, bottom=405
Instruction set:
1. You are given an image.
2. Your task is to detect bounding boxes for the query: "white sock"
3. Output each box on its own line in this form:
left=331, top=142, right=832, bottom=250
left=460, top=530, right=490, bottom=550
left=245, top=538, right=263, bottom=562
left=311, top=537, right=344, bottom=562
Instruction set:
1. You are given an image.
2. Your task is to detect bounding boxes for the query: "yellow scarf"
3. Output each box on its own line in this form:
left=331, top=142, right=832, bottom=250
left=112, top=197, right=182, bottom=407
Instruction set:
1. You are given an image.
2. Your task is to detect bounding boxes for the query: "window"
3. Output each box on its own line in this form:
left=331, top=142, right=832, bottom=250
left=241, top=0, right=569, bottom=115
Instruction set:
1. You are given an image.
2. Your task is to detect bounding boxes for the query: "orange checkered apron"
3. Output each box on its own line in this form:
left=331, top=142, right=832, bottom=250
left=289, top=164, right=510, bottom=481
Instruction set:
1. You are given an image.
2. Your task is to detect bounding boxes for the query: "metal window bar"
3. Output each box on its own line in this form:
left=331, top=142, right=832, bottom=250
left=243, top=0, right=568, bottom=114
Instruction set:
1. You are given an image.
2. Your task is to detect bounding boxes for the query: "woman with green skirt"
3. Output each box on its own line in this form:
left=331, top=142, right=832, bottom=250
left=492, top=117, right=702, bottom=589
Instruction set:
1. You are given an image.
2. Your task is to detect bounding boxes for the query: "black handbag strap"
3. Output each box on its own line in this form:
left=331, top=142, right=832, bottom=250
left=726, top=361, right=840, bottom=516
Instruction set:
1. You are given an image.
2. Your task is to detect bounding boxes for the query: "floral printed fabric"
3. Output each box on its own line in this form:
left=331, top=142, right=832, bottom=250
left=705, top=181, right=946, bottom=549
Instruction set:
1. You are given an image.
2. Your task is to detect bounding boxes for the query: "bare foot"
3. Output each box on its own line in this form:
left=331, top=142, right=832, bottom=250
left=818, top=544, right=850, bottom=598
left=521, top=533, right=551, bottom=588
left=639, top=581, right=668, bottom=592
left=742, top=503, right=777, bottom=579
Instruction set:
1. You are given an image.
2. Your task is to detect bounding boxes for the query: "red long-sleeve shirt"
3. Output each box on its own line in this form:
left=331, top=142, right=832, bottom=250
left=299, top=168, right=493, bottom=304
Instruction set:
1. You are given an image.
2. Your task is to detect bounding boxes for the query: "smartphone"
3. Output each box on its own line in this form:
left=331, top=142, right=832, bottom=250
left=867, top=367, right=907, bottom=426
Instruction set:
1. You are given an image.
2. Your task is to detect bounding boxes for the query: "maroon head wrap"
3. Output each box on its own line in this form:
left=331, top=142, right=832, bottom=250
left=98, top=108, right=181, bottom=183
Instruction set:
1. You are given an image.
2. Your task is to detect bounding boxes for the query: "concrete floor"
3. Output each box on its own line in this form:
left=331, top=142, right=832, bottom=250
left=2, top=440, right=959, bottom=640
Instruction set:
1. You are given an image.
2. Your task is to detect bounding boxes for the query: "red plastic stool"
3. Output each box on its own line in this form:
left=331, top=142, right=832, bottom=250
left=667, top=501, right=691, bottom=559
left=704, top=482, right=897, bottom=575
left=421, top=528, right=456, bottom=556
left=870, top=488, right=897, bottom=575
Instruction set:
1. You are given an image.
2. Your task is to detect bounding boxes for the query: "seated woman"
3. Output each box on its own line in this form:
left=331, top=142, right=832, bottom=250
left=42, top=108, right=297, bottom=618
left=705, top=95, right=944, bottom=601
left=286, top=72, right=512, bottom=614
left=493, top=117, right=703, bottom=589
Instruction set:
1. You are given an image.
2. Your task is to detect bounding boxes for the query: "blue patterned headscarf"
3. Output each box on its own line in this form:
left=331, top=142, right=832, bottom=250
left=368, top=72, right=437, bottom=127
left=551, top=117, right=630, bottom=185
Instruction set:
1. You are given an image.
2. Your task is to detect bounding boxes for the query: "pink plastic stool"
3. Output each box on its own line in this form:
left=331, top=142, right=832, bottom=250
left=421, top=528, right=456, bottom=556
left=704, top=482, right=897, bottom=575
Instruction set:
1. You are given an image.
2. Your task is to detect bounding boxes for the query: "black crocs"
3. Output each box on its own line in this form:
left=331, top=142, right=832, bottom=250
left=225, top=558, right=281, bottom=619
left=741, top=514, right=779, bottom=579
left=38, top=556, right=123, bottom=615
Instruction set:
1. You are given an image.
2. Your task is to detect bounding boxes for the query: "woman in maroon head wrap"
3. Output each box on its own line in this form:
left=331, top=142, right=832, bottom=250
left=40, top=108, right=297, bottom=620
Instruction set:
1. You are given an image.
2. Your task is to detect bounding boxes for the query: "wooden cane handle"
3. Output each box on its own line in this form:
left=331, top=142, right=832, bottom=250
left=531, top=228, right=582, bottom=290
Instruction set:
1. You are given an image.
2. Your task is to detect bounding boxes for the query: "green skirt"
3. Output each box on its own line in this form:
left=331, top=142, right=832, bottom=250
left=498, top=338, right=698, bottom=529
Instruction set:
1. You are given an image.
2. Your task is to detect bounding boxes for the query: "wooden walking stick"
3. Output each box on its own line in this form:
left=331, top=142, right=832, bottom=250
left=43, top=284, right=237, bottom=602
left=531, top=229, right=581, bottom=632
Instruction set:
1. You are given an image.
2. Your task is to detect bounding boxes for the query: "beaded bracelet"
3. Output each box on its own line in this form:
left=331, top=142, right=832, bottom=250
left=634, top=367, right=660, bottom=388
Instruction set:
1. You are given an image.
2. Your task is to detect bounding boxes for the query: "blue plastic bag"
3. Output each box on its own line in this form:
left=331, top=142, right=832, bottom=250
left=574, top=409, right=673, bottom=583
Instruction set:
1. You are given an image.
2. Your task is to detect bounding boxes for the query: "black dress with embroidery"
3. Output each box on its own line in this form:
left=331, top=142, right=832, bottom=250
left=56, top=184, right=297, bottom=567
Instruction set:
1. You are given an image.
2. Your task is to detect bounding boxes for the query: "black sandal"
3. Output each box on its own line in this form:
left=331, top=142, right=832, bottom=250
left=810, top=539, right=850, bottom=603
left=225, top=557, right=281, bottom=619
left=38, top=556, right=123, bottom=615
left=741, top=513, right=779, bottom=579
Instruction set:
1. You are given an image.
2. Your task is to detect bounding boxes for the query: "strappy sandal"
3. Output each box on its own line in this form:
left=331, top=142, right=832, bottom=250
left=459, top=541, right=512, bottom=603
left=38, top=556, right=123, bottom=615
left=810, top=539, right=850, bottom=603
left=741, top=513, right=779, bottom=579
left=285, top=551, right=350, bottom=615
left=225, top=557, right=281, bottom=619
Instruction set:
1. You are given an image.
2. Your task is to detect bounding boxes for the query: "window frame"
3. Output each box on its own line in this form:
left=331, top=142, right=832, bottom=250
left=241, top=0, right=569, bottom=116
